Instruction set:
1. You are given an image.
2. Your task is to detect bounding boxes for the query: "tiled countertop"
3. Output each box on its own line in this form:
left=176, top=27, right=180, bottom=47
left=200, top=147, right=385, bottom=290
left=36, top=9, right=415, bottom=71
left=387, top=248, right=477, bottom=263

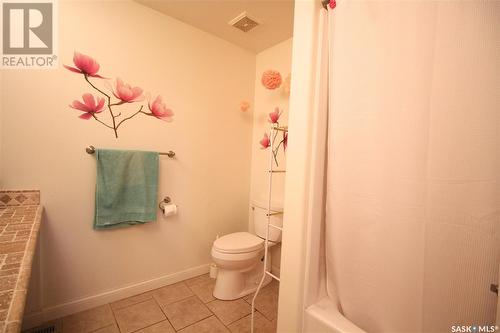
left=0, top=191, right=42, bottom=333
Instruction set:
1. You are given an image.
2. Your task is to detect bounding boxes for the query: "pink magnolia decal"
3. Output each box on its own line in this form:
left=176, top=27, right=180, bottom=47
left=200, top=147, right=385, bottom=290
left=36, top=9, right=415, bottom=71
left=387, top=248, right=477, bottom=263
left=268, top=107, right=281, bottom=124
left=258, top=69, right=290, bottom=166
left=69, top=93, right=105, bottom=120
left=64, top=52, right=106, bottom=78
left=260, top=133, right=270, bottom=149
left=148, top=95, right=174, bottom=122
left=113, top=78, right=144, bottom=103
left=260, top=106, right=288, bottom=165
left=65, top=52, right=173, bottom=138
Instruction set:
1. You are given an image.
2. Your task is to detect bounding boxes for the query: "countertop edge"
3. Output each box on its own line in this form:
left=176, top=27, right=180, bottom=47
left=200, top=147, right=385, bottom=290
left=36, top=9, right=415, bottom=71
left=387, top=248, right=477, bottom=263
left=2, top=205, right=43, bottom=333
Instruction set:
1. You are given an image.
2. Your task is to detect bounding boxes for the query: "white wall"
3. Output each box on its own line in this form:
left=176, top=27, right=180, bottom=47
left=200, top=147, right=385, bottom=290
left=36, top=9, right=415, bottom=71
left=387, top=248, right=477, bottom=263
left=0, top=0, right=255, bottom=321
left=249, top=39, right=292, bottom=274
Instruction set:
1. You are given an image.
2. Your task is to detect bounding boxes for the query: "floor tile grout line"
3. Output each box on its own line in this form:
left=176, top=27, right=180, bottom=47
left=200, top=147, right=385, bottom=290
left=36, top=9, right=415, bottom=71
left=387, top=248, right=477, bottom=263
left=174, top=313, right=214, bottom=332
left=182, top=278, right=277, bottom=331
left=188, top=286, right=213, bottom=305
left=59, top=304, right=117, bottom=333
left=87, top=322, right=118, bottom=333
left=254, top=306, right=278, bottom=323
left=116, top=285, right=184, bottom=331
left=178, top=277, right=232, bottom=332
left=151, top=284, right=194, bottom=313
left=128, top=319, right=169, bottom=333
left=222, top=309, right=271, bottom=332
left=107, top=302, right=121, bottom=332
left=183, top=274, right=211, bottom=288
left=209, top=303, right=254, bottom=328
left=151, top=291, right=177, bottom=332
left=245, top=287, right=280, bottom=322
left=112, top=298, right=167, bottom=333
left=109, top=279, right=200, bottom=313
left=34, top=275, right=278, bottom=333
left=185, top=278, right=217, bottom=304
left=109, top=293, right=155, bottom=312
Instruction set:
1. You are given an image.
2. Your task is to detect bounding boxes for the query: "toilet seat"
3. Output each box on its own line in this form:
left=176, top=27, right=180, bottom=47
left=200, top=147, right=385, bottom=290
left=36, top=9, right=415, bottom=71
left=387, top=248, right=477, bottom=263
left=211, top=231, right=278, bottom=300
left=213, top=232, right=263, bottom=254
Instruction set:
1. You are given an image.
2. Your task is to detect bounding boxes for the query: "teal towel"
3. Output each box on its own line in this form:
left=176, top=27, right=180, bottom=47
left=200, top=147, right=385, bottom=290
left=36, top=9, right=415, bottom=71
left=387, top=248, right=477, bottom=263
left=94, top=149, right=159, bottom=229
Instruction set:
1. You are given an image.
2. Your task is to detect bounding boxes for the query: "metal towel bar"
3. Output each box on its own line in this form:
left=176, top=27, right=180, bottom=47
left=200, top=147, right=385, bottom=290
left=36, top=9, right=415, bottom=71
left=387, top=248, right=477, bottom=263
left=85, top=145, right=175, bottom=158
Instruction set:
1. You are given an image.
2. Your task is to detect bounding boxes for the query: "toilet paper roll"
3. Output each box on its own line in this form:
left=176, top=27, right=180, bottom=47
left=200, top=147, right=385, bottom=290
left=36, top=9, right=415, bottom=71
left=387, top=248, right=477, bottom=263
left=162, top=203, right=178, bottom=217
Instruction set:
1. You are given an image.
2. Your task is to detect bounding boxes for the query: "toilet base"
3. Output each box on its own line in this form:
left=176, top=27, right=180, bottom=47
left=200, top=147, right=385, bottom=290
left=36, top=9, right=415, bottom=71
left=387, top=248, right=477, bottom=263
left=213, top=256, right=272, bottom=300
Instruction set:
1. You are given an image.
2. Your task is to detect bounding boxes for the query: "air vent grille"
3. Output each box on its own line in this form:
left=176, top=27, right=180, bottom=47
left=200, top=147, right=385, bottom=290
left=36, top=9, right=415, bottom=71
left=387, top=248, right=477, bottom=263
left=229, top=12, right=260, bottom=33
left=32, top=325, right=56, bottom=333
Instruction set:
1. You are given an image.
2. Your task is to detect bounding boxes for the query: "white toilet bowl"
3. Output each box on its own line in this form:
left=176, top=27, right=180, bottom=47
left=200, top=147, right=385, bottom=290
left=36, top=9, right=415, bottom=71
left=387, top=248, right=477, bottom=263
left=211, top=199, right=283, bottom=300
left=211, top=232, right=274, bottom=300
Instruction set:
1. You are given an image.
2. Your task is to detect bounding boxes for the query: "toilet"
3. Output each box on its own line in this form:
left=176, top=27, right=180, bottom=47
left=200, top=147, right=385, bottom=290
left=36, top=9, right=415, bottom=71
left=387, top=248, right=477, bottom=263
left=211, top=199, right=283, bottom=300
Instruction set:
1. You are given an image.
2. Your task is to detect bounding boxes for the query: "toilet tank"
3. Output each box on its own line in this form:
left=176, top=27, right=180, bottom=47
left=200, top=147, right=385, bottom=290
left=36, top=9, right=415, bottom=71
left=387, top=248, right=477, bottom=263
left=251, top=199, right=283, bottom=242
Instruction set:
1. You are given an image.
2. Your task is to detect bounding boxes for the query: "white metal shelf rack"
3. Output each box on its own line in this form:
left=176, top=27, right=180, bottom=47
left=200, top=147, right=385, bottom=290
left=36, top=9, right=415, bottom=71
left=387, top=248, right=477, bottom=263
left=251, top=124, right=287, bottom=333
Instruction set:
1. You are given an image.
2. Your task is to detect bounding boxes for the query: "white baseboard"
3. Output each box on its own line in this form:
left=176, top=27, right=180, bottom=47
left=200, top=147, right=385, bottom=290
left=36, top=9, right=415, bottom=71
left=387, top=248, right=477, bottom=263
left=22, top=263, right=210, bottom=330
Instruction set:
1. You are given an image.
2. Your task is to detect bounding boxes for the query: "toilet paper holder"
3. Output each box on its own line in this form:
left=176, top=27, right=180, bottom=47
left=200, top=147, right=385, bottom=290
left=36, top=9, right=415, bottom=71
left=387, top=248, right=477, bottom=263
left=159, top=196, right=172, bottom=212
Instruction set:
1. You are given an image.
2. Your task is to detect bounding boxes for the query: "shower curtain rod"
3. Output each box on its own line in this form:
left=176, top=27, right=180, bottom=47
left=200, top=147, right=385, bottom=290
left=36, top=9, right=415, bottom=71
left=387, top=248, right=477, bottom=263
left=85, top=145, right=176, bottom=158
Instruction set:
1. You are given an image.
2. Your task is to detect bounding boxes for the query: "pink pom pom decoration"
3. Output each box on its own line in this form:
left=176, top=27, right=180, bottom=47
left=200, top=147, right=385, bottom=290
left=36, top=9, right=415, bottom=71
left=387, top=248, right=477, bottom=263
left=261, top=70, right=282, bottom=90
left=240, top=101, right=251, bottom=112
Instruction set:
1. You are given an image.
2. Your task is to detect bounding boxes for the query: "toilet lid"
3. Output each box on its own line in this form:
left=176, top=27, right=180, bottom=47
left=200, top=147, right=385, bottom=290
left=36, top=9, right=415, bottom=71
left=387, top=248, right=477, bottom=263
left=213, top=232, right=263, bottom=254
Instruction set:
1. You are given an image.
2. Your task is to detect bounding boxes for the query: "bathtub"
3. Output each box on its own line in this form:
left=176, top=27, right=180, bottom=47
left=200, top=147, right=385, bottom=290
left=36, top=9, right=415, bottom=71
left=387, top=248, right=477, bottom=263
left=304, top=297, right=366, bottom=333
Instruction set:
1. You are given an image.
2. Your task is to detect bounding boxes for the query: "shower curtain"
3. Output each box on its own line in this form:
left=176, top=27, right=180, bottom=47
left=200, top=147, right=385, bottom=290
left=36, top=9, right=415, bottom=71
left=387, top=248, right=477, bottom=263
left=324, top=1, right=500, bottom=332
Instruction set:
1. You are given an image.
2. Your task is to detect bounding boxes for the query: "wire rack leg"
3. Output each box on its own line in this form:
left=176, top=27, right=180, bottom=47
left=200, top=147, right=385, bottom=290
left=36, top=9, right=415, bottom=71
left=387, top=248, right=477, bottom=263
left=251, top=124, right=278, bottom=333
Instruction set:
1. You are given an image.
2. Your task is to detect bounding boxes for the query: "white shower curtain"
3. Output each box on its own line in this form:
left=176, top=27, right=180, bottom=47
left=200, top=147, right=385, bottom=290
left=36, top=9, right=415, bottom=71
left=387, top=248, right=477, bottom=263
left=324, top=1, right=500, bottom=332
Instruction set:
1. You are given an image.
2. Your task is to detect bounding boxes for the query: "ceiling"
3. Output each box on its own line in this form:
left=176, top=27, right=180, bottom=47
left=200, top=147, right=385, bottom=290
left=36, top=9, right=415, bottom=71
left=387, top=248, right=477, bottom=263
left=135, top=0, right=295, bottom=53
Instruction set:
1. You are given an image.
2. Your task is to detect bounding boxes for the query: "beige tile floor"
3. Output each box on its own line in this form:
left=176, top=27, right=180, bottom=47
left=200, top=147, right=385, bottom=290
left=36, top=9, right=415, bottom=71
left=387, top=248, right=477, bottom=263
left=24, top=274, right=279, bottom=333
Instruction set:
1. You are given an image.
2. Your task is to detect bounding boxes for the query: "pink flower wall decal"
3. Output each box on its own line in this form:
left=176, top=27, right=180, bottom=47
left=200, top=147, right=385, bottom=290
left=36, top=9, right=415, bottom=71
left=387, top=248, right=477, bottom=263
left=268, top=107, right=281, bottom=124
left=64, top=52, right=106, bottom=78
left=259, top=71, right=289, bottom=166
left=261, top=70, right=282, bottom=90
left=113, top=78, right=144, bottom=103
left=259, top=107, right=288, bottom=165
left=260, top=133, right=270, bottom=149
left=69, top=93, right=105, bottom=119
left=148, top=95, right=174, bottom=122
left=66, top=50, right=174, bottom=138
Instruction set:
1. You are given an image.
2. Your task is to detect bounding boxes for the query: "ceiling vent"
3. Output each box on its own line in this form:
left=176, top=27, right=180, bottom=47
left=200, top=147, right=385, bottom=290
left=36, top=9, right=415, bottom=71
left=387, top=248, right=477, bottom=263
left=228, top=12, right=260, bottom=33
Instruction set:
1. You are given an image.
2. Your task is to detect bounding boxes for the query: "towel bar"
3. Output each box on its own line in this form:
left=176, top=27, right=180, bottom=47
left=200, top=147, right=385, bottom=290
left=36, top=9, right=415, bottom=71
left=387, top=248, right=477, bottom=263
left=85, top=145, right=175, bottom=158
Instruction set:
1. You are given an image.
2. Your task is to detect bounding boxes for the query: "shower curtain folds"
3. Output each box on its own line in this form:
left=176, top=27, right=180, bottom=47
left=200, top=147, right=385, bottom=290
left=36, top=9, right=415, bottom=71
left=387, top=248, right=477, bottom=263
left=306, top=1, right=500, bottom=332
